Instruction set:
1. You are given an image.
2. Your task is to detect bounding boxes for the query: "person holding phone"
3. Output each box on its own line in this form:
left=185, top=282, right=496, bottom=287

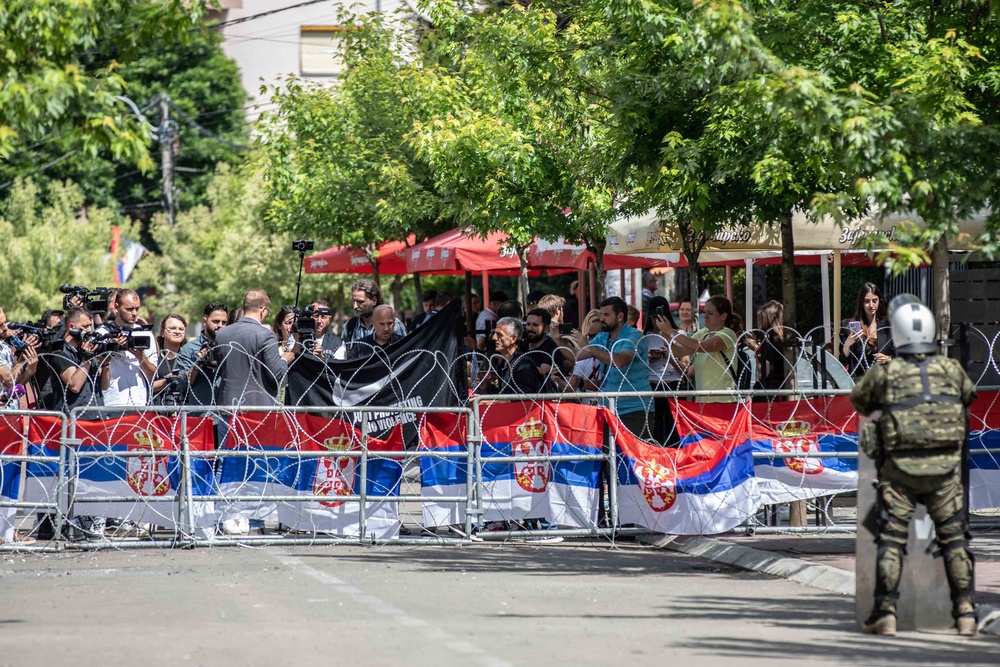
left=152, top=314, right=187, bottom=405
left=841, top=282, right=894, bottom=378
left=645, top=296, right=686, bottom=445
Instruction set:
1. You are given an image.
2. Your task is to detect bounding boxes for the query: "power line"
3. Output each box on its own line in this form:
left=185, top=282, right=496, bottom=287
left=167, top=99, right=253, bottom=151
left=0, top=150, right=78, bottom=191
left=207, top=0, right=332, bottom=31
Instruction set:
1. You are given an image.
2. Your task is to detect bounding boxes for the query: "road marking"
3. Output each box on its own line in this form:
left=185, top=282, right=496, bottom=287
left=273, top=551, right=512, bottom=667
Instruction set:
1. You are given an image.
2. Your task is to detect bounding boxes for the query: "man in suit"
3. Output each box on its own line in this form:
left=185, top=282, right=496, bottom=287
left=215, top=290, right=295, bottom=407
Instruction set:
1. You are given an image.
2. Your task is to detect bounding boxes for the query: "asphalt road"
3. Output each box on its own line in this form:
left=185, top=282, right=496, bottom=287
left=1, top=541, right=997, bottom=666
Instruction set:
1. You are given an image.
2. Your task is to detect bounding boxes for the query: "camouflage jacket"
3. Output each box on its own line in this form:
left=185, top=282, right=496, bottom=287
left=850, top=354, right=976, bottom=476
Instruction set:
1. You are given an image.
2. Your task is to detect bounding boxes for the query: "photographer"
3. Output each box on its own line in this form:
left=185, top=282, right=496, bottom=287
left=0, top=307, right=39, bottom=408
left=176, top=302, right=229, bottom=408
left=304, top=298, right=345, bottom=360
left=97, top=290, right=158, bottom=409
left=44, top=308, right=110, bottom=415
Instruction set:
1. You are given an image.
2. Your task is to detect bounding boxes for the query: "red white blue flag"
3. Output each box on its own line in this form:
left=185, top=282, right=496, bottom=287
left=748, top=397, right=859, bottom=504
left=616, top=401, right=758, bottom=534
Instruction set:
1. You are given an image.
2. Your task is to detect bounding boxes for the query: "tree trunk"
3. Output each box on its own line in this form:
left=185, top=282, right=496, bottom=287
left=412, top=272, right=423, bottom=306
left=688, top=257, right=700, bottom=314
left=389, top=274, right=404, bottom=311
left=933, top=234, right=951, bottom=344
left=518, top=245, right=530, bottom=306
left=592, top=239, right=608, bottom=302
left=367, top=246, right=381, bottom=286
left=780, top=208, right=797, bottom=329
left=779, top=207, right=806, bottom=526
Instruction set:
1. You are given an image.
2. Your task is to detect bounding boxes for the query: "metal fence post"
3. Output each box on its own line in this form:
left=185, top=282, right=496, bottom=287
left=464, top=406, right=477, bottom=538
left=473, top=398, right=484, bottom=533
left=55, top=414, right=76, bottom=542
left=359, top=411, right=369, bottom=542
left=180, top=411, right=196, bottom=540
left=606, top=398, right=619, bottom=532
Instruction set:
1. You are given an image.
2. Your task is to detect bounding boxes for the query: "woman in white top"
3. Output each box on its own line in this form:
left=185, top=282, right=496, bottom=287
left=655, top=295, right=739, bottom=403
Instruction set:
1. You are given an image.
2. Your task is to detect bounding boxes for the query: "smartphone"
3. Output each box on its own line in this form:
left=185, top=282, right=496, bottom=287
left=848, top=320, right=862, bottom=334
left=558, top=323, right=576, bottom=335
left=655, top=306, right=665, bottom=318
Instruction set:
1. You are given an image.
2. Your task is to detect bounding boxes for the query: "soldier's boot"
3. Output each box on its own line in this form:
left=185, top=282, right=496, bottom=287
left=862, top=611, right=897, bottom=636
left=955, top=599, right=977, bottom=637
left=865, top=530, right=906, bottom=637
left=938, top=510, right=977, bottom=637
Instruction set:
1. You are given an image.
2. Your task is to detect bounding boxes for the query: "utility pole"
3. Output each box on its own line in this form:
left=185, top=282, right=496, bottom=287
left=159, top=94, right=176, bottom=225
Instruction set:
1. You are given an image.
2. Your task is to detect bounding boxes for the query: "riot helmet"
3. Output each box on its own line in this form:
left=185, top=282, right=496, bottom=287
left=888, top=294, right=936, bottom=354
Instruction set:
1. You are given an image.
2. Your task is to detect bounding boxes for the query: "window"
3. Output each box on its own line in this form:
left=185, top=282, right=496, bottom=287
left=300, top=26, right=345, bottom=77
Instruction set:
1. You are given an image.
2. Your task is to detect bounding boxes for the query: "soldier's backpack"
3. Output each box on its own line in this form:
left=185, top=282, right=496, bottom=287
left=879, top=356, right=966, bottom=455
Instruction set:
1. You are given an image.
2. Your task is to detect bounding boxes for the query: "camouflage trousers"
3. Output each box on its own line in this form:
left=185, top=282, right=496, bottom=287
left=874, top=467, right=975, bottom=617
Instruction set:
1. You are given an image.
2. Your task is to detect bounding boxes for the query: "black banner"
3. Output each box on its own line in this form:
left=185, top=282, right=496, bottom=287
left=287, top=299, right=464, bottom=446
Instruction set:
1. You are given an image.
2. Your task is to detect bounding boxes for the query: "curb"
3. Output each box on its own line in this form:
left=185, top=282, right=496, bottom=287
left=639, top=534, right=856, bottom=596
left=639, top=534, right=1000, bottom=636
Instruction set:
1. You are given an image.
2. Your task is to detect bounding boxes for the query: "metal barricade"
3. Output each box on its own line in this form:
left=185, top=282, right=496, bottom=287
left=0, top=409, right=68, bottom=551
left=57, top=404, right=476, bottom=548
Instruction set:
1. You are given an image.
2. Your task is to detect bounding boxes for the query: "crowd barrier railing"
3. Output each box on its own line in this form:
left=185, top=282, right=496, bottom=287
left=4, top=383, right=1000, bottom=548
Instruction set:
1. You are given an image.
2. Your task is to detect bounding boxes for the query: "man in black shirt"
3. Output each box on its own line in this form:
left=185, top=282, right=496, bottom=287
left=39, top=308, right=108, bottom=416
left=481, top=318, right=543, bottom=395
left=348, top=305, right=404, bottom=360
left=522, top=308, right=570, bottom=391
left=308, top=298, right=345, bottom=360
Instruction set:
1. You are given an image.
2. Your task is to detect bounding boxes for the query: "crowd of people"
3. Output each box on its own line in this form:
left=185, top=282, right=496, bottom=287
left=0, top=276, right=898, bottom=447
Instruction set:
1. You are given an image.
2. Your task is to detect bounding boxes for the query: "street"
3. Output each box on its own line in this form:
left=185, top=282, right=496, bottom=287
left=1, top=541, right=997, bottom=666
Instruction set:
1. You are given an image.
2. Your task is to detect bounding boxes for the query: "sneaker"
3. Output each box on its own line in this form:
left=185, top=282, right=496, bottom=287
left=220, top=517, right=250, bottom=535
left=106, top=520, right=150, bottom=539
left=525, top=535, right=564, bottom=544
left=957, top=615, right=977, bottom=637
left=862, top=613, right=896, bottom=636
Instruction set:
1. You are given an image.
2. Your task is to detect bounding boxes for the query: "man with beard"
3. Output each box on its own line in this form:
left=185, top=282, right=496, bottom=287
left=348, top=305, right=404, bottom=360
left=522, top=308, right=571, bottom=391
left=570, top=296, right=652, bottom=439
left=98, top=289, right=158, bottom=410
left=342, top=279, right=406, bottom=348
left=176, top=302, right=229, bottom=408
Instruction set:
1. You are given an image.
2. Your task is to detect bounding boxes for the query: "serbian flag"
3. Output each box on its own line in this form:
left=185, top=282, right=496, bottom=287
left=68, top=414, right=217, bottom=531
left=279, top=414, right=403, bottom=538
left=477, top=401, right=602, bottom=527
left=748, top=397, right=859, bottom=505
left=969, top=390, right=1000, bottom=510
left=418, top=412, right=469, bottom=528
left=616, top=402, right=758, bottom=534
left=22, top=415, right=69, bottom=509
left=0, top=415, right=25, bottom=542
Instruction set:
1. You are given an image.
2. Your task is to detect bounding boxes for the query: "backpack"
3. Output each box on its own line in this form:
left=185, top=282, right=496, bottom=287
left=880, top=356, right=966, bottom=454
left=719, top=342, right=754, bottom=392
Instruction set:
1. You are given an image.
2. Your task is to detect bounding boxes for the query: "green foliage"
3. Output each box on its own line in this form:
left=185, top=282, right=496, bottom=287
left=0, top=26, right=249, bottom=218
left=0, top=179, right=138, bottom=322
left=133, top=165, right=355, bottom=324
left=259, top=9, right=457, bottom=257
left=0, top=0, right=210, bottom=169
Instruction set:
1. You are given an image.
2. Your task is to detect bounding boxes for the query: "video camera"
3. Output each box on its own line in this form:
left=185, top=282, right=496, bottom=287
left=74, top=324, right=154, bottom=354
left=59, top=284, right=114, bottom=314
left=291, top=304, right=332, bottom=343
left=7, top=320, right=64, bottom=353
left=198, top=339, right=218, bottom=371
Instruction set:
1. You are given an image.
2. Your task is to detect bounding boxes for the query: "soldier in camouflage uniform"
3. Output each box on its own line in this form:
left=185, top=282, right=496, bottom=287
left=851, top=294, right=977, bottom=637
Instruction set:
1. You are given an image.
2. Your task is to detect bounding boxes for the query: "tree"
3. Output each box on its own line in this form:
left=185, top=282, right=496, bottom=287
left=0, top=0, right=211, bottom=169
left=0, top=178, right=139, bottom=322
left=259, top=9, right=458, bottom=285
left=0, top=26, right=249, bottom=220
left=133, top=165, right=352, bottom=324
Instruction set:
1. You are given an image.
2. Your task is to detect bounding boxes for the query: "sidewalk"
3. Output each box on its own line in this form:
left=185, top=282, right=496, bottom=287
left=640, top=530, right=1000, bottom=635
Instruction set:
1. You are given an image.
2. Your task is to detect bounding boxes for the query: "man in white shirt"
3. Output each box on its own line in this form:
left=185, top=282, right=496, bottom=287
left=475, top=291, right=507, bottom=351
left=99, top=289, right=158, bottom=408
